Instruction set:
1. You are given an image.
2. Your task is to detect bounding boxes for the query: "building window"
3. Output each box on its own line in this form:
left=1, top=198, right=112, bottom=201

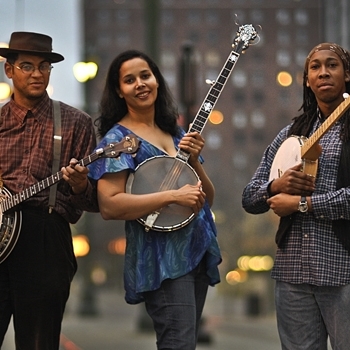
left=277, top=30, right=290, bottom=46
left=98, top=34, right=112, bottom=47
left=232, top=110, right=248, bottom=129
left=251, top=110, right=266, bottom=129
left=115, top=32, right=130, bottom=47
left=250, top=10, right=264, bottom=23
left=295, top=28, right=308, bottom=45
left=206, top=10, right=219, bottom=25
left=294, top=9, right=309, bottom=26
left=206, top=130, right=222, bottom=150
left=278, top=89, right=291, bottom=106
left=232, top=69, right=247, bottom=88
left=163, top=70, right=176, bottom=89
left=189, top=31, right=200, bottom=43
left=232, top=153, right=247, bottom=170
left=97, top=10, right=111, bottom=26
left=187, top=10, right=201, bottom=25
left=162, top=30, right=175, bottom=45
left=251, top=71, right=265, bottom=88
left=233, top=130, right=247, bottom=144
left=233, top=91, right=246, bottom=104
left=162, top=10, right=174, bottom=26
left=115, top=10, right=130, bottom=24
left=295, top=49, right=308, bottom=67
left=252, top=130, right=265, bottom=143
left=276, top=9, right=291, bottom=25
left=207, top=30, right=219, bottom=45
left=161, top=51, right=176, bottom=68
left=252, top=90, right=265, bottom=105
left=276, top=50, right=291, bottom=67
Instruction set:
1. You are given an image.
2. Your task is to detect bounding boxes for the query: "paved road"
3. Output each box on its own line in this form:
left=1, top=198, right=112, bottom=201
left=3, top=287, right=281, bottom=350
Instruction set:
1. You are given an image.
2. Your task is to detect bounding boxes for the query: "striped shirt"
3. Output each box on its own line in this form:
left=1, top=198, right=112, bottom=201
left=0, top=93, right=98, bottom=223
left=242, top=116, right=350, bottom=286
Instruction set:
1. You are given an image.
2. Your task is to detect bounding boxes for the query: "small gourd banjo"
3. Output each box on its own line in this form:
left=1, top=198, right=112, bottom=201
left=0, top=135, right=140, bottom=264
left=127, top=24, right=259, bottom=232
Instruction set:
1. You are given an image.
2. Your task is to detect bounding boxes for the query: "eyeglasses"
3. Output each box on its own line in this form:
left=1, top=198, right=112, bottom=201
left=11, top=63, right=53, bottom=74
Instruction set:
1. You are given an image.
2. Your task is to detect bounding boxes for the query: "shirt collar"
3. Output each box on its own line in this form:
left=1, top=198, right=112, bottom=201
left=8, top=92, right=50, bottom=124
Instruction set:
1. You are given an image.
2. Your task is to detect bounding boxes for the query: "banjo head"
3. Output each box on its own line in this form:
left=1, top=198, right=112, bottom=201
left=269, top=136, right=304, bottom=181
left=127, top=155, right=199, bottom=231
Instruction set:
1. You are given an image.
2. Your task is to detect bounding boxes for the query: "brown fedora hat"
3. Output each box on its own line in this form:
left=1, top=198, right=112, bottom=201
left=0, top=31, right=64, bottom=63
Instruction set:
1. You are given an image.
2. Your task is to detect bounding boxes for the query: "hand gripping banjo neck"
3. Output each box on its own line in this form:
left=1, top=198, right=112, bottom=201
left=130, top=23, right=259, bottom=232
left=0, top=134, right=140, bottom=264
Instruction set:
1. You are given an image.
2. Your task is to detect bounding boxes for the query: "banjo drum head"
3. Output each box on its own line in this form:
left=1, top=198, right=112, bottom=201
left=269, top=136, right=304, bottom=181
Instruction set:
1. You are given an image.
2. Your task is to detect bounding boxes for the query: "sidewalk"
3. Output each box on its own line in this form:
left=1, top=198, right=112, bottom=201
left=3, top=287, right=281, bottom=350
left=60, top=287, right=281, bottom=350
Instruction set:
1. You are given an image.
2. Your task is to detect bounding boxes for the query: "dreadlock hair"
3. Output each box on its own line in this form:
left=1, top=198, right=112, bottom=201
left=94, top=50, right=180, bottom=139
left=288, top=45, right=350, bottom=141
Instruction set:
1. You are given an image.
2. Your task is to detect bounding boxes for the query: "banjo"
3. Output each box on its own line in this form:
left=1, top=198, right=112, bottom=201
left=127, top=24, right=259, bottom=232
left=0, top=134, right=140, bottom=264
left=269, top=93, right=350, bottom=181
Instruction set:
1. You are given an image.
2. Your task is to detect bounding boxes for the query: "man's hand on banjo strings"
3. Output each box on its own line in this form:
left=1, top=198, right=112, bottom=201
left=269, top=163, right=315, bottom=196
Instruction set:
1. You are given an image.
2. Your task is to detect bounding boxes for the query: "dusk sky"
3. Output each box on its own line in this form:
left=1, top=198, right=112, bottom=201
left=0, top=0, right=84, bottom=108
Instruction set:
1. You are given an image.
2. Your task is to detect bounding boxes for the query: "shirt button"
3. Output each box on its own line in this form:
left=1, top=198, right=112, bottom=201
left=304, top=234, right=308, bottom=238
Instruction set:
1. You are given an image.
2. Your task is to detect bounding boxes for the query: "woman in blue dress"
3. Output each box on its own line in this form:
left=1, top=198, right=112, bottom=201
left=88, top=50, right=221, bottom=350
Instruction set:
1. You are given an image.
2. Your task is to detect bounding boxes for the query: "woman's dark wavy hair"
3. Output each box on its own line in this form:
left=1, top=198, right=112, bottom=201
left=289, top=48, right=350, bottom=141
left=95, top=49, right=180, bottom=138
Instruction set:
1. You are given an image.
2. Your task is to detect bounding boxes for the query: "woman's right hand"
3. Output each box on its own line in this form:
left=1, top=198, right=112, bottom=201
left=172, top=181, right=205, bottom=214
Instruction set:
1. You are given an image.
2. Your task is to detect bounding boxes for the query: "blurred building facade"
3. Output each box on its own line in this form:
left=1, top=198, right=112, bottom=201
left=78, top=0, right=349, bottom=290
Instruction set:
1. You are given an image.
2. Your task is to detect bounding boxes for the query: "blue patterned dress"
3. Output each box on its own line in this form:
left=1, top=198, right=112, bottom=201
left=88, top=124, right=222, bottom=304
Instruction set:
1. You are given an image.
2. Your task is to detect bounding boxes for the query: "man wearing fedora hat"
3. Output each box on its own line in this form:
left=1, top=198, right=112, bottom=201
left=0, top=31, right=98, bottom=349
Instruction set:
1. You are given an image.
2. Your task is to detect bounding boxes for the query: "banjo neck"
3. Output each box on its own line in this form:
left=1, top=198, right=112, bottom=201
left=301, top=94, right=350, bottom=160
left=176, top=24, right=258, bottom=163
left=0, top=135, right=140, bottom=213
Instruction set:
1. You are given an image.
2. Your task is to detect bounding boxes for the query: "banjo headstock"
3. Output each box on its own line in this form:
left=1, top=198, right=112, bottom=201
left=233, top=24, right=259, bottom=54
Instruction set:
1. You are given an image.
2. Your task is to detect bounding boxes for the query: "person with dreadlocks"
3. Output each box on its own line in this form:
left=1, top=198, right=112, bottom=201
left=242, top=42, right=350, bottom=349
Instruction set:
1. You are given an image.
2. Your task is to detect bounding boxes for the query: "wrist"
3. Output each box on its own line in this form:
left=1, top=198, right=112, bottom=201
left=71, top=180, right=88, bottom=195
left=298, top=195, right=308, bottom=212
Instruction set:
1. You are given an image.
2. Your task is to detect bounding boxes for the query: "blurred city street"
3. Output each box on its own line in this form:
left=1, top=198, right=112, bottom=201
left=3, top=286, right=281, bottom=350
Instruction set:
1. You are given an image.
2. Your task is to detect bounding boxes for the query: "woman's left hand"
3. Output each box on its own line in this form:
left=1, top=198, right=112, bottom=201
left=178, top=131, right=204, bottom=164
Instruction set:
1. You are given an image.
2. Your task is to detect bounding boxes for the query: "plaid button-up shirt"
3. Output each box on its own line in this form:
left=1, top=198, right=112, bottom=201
left=0, top=93, right=98, bottom=223
left=242, top=115, right=350, bottom=286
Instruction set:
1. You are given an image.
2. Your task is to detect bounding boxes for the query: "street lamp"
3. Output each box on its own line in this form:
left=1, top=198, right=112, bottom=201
left=72, top=62, right=98, bottom=316
left=0, top=43, right=11, bottom=103
left=73, top=62, right=98, bottom=83
left=0, top=82, right=11, bottom=103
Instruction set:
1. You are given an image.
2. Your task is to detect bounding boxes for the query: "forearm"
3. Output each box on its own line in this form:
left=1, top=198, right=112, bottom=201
left=69, top=178, right=99, bottom=212
left=98, top=190, right=182, bottom=221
